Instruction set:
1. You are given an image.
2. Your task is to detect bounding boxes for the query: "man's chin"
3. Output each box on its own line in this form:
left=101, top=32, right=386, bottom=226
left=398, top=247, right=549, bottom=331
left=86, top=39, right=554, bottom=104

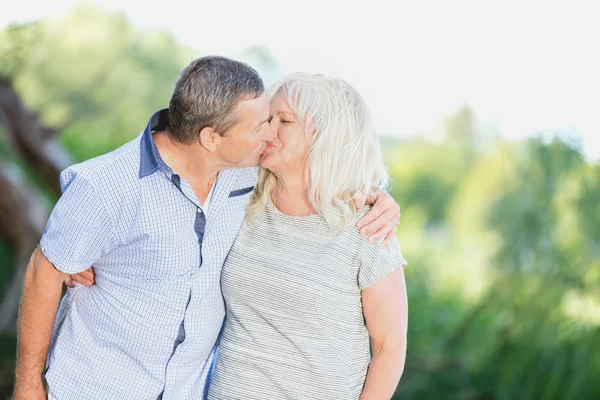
left=259, top=153, right=272, bottom=167
left=258, top=152, right=268, bottom=164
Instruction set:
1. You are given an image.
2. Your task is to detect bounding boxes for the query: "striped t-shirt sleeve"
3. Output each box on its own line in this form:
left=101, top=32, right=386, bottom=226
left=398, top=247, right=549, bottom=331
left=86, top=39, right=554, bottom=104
left=357, top=237, right=407, bottom=289
left=40, top=169, right=119, bottom=274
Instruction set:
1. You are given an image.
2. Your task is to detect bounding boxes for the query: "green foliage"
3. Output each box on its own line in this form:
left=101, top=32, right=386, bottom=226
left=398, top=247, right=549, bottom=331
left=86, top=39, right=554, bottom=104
left=3, top=5, right=284, bottom=162
left=0, top=237, right=13, bottom=300
left=389, top=131, right=599, bottom=399
left=0, top=239, right=15, bottom=398
left=6, top=4, right=196, bottom=160
left=0, top=21, right=41, bottom=81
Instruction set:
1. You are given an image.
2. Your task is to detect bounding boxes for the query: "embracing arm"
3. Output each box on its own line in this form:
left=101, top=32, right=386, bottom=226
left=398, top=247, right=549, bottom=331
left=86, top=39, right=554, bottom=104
left=356, top=191, right=401, bottom=248
left=360, top=268, right=408, bottom=400
left=13, top=247, right=70, bottom=400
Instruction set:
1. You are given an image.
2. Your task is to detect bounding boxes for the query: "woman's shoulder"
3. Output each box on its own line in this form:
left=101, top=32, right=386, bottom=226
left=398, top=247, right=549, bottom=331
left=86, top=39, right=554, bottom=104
left=340, top=205, right=378, bottom=248
left=348, top=206, right=407, bottom=263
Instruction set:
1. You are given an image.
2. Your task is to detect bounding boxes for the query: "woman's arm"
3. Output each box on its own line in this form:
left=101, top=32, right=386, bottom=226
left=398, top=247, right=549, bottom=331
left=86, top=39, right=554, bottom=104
left=360, top=268, right=408, bottom=400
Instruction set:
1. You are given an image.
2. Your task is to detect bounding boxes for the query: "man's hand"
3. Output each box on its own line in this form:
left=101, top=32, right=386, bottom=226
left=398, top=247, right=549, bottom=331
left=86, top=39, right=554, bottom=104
left=13, top=381, right=46, bottom=400
left=356, top=191, right=401, bottom=248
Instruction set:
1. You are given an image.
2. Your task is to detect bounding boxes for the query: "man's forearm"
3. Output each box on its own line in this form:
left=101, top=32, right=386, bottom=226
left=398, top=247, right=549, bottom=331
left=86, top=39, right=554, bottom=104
left=14, top=248, right=66, bottom=397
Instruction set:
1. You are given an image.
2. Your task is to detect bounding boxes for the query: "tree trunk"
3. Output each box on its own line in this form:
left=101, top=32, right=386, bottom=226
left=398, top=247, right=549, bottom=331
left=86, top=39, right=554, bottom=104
left=0, top=80, right=73, bottom=196
left=0, top=80, right=73, bottom=333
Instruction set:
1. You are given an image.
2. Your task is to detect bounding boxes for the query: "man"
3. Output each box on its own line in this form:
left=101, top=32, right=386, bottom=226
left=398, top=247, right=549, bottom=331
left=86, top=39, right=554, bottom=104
left=14, top=56, right=401, bottom=400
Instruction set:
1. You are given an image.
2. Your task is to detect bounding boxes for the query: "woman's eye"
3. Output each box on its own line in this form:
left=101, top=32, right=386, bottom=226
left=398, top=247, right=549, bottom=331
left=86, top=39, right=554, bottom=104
left=281, top=120, right=291, bottom=124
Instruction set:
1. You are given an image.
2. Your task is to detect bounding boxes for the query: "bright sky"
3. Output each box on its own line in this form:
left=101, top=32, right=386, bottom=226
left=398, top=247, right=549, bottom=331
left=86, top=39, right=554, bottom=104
left=3, top=0, right=599, bottom=160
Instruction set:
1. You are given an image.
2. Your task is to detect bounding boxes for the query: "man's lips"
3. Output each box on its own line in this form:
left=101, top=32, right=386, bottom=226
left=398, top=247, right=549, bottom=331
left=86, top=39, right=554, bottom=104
left=265, top=143, right=276, bottom=150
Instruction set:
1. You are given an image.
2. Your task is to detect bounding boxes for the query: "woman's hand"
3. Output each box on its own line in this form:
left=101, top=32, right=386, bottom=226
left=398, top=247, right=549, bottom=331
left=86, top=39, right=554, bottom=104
left=66, top=267, right=95, bottom=287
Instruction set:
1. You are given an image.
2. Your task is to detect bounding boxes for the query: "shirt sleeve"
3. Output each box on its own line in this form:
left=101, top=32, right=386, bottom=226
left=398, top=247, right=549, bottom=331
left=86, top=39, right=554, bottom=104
left=40, top=169, right=119, bottom=274
left=357, top=237, right=407, bottom=290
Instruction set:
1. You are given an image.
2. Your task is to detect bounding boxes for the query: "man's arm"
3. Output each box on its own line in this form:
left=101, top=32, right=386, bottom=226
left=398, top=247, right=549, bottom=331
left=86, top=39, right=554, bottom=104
left=13, top=247, right=69, bottom=400
left=356, top=191, right=401, bottom=248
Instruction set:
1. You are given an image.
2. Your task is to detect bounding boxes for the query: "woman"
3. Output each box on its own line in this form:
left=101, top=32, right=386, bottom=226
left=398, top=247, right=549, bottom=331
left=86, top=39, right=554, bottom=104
left=207, top=73, right=408, bottom=399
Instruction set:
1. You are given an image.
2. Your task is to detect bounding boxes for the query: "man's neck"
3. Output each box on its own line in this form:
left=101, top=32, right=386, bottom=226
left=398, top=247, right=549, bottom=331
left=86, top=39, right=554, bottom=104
left=153, top=130, right=219, bottom=203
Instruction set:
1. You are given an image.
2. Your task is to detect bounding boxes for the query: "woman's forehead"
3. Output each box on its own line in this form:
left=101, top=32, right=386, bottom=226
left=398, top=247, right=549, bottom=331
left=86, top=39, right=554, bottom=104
left=270, top=96, right=293, bottom=113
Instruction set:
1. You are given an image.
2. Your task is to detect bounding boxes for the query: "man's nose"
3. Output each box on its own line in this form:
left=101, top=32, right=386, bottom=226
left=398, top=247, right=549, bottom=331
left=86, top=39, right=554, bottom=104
left=263, top=124, right=276, bottom=141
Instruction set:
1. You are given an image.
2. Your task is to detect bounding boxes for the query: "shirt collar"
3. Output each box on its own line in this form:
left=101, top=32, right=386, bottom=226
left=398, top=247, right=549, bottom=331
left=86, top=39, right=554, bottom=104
left=139, top=108, right=170, bottom=178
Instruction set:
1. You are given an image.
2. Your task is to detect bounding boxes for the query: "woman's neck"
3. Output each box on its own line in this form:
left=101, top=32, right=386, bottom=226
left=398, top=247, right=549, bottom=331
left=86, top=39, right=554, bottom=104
left=271, top=172, right=315, bottom=217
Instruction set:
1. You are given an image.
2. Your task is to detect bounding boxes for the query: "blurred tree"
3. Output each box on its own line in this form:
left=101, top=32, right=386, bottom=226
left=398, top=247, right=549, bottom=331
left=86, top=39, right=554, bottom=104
left=9, top=4, right=196, bottom=160
left=391, top=131, right=600, bottom=400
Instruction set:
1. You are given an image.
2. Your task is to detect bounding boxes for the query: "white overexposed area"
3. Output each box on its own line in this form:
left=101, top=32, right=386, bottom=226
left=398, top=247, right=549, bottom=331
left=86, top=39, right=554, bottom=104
left=3, top=0, right=599, bottom=160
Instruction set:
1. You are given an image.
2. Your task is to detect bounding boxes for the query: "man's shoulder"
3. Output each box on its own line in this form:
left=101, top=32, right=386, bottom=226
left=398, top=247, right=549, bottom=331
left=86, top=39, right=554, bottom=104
left=231, top=165, right=260, bottom=177
left=59, top=135, right=142, bottom=195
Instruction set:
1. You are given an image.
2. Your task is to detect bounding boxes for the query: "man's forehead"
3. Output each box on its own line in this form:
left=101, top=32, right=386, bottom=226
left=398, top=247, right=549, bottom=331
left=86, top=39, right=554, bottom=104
left=237, top=94, right=269, bottom=115
left=231, top=95, right=269, bottom=130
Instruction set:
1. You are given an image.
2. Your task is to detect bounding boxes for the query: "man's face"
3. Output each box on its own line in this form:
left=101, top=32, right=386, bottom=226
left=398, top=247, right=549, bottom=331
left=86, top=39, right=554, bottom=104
left=215, top=94, right=274, bottom=168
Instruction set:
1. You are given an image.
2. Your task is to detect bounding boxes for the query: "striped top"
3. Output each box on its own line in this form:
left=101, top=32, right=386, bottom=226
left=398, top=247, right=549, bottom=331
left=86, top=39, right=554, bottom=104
left=208, top=198, right=407, bottom=399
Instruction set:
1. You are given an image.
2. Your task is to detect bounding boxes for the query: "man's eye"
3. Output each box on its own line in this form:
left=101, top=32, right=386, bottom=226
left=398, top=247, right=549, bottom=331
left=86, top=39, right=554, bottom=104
left=281, top=120, right=291, bottom=124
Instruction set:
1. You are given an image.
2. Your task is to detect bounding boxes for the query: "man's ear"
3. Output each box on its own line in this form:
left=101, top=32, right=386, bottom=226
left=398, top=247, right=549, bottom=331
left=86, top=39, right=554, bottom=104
left=199, top=127, right=221, bottom=152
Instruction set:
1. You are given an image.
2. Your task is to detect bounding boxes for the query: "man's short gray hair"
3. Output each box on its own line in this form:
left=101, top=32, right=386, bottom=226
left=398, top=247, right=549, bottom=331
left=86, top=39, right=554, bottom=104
left=167, top=56, right=264, bottom=143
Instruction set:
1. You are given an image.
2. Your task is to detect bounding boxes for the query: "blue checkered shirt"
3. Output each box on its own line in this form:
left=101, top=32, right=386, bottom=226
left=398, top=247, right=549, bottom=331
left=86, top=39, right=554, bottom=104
left=40, top=110, right=258, bottom=399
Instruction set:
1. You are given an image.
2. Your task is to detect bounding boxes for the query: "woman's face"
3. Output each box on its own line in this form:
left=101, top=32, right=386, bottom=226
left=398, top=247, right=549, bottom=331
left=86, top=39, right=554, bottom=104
left=260, top=92, right=309, bottom=176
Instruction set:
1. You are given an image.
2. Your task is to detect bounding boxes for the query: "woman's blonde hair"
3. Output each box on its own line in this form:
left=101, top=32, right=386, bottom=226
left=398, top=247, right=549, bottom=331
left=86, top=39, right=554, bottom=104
left=247, top=72, right=389, bottom=232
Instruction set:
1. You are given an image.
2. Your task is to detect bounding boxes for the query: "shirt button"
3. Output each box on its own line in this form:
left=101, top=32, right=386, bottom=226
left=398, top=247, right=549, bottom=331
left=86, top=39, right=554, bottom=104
left=197, top=208, right=202, bottom=213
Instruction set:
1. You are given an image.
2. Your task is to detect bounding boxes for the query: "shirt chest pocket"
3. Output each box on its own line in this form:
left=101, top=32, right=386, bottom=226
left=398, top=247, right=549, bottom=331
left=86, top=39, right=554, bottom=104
left=117, top=215, right=201, bottom=280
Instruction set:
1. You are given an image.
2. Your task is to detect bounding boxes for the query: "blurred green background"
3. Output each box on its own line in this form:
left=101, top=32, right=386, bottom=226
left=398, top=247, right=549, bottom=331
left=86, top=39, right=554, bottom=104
left=0, top=4, right=599, bottom=400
